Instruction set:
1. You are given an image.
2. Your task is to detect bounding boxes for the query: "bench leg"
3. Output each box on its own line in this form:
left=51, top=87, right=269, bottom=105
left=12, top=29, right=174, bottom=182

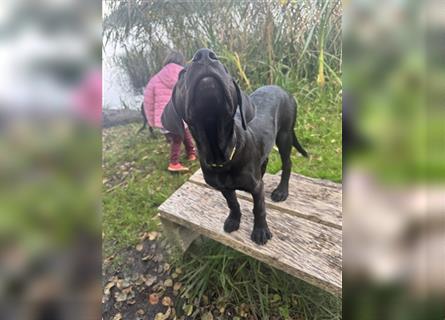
left=160, top=218, right=200, bottom=253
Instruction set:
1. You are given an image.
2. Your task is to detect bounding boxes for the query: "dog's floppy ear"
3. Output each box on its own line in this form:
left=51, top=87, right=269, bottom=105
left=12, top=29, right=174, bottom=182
left=232, top=79, right=247, bottom=130
left=161, top=84, right=186, bottom=138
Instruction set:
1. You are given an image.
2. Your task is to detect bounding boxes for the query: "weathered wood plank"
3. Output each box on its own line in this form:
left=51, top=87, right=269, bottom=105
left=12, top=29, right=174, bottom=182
left=288, top=172, right=342, bottom=190
left=189, top=170, right=342, bottom=229
left=159, top=182, right=342, bottom=296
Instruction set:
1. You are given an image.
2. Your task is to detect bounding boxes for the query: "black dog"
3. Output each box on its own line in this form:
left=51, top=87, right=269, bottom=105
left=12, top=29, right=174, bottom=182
left=162, top=48, right=307, bottom=245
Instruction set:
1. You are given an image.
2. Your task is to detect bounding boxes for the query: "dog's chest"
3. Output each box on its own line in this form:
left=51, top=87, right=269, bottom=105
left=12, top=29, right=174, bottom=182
left=203, top=171, right=252, bottom=192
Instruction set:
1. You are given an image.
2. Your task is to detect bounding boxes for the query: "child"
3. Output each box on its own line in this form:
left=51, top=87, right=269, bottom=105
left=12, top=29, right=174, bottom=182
left=143, top=51, right=196, bottom=172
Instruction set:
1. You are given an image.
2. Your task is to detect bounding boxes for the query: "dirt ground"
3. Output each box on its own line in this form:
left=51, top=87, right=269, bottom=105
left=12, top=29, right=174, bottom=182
left=102, top=233, right=245, bottom=320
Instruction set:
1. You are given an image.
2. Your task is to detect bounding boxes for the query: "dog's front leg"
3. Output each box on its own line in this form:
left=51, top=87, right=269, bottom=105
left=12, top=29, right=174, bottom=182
left=251, top=181, right=272, bottom=245
left=221, top=189, right=241, bottom=233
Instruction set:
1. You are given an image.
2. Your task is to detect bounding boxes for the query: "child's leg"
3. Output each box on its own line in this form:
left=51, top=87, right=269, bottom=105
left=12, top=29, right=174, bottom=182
left=183, top=128, right=196, bottom=157
left=167, top=133, right=182, bottom=164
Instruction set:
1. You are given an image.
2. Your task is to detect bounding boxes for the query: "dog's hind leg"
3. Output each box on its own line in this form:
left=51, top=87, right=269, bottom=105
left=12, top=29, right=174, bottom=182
left=221, top=190, right=241, bottom=233
left=271, top=131, right=292, bottom=202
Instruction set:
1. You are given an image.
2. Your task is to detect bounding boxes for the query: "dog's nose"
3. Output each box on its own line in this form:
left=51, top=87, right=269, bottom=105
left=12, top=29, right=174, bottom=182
left=192, top=48, right=218, bottom=63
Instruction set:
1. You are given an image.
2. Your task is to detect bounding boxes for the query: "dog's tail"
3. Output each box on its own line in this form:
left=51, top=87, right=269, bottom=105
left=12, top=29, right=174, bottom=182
left=137, top=101, right=148, bottom=134
left=292, top=132, right=308, bottom=158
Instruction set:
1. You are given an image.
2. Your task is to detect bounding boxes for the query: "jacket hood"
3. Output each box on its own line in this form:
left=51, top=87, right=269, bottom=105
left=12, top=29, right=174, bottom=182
left=157, top=63, right=183, bottom=89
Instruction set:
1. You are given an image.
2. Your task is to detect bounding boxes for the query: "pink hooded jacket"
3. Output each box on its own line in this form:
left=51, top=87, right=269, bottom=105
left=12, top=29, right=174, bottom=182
left=143, top=63, right=183, bottom=129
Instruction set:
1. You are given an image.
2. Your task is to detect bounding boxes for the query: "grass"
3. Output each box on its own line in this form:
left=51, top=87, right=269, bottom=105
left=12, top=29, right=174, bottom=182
left=268, top=80, right=342, bottom=182
left=102, top=79, right=342, bottom=318
left=174, top=239, right=341, bottom=320
left=102, top=127, right=200, bottom=259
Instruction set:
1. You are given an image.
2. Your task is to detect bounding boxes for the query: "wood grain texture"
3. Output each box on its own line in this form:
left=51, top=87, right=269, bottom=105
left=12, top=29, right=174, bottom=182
left=189, top=170, right=342, bottom=229
left=159, top=182, right=342, bottom=296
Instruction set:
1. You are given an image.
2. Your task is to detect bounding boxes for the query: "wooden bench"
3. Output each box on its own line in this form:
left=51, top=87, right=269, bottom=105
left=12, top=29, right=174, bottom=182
left=159, top=169, right=342, bottom=296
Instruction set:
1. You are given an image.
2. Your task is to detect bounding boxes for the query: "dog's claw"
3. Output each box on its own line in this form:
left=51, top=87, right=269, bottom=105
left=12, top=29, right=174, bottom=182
left=251, top=226, right=272, bottom=245
left=271, top=188, right=288, bottom=202
left=224, top=217, right=240, bottom=233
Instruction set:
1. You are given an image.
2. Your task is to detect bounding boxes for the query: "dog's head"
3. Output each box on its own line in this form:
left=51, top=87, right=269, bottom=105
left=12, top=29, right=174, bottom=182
left=170, top=48, right=247, bottom=166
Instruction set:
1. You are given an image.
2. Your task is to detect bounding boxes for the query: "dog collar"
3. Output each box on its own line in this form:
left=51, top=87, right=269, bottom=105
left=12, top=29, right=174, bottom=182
left=210, top=131, right=237, bottom=168
left=210, top=145, right=236, bottom=168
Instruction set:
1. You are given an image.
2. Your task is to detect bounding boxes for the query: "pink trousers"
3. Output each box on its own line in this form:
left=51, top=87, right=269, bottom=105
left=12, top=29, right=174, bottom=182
left=166, top=128, right=196, bottom=164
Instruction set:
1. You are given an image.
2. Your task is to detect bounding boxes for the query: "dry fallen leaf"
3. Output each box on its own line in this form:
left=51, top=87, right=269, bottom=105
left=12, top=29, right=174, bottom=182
left=148, top=231, right=159, bottom=240
left=164, top=279, right=173, bottom=287
left=136, top=243, right=144, bottom=251
left=183, top=304, right=194, bottom=316
left=144, top=275, right=157, bottom=287
left=142, top=254, right=154, bottom=261
left=122, top=287, right=133, bottom=295
left=173, top=282, right=182, bottom=292
left=201, top=311, right=214, bottom=320
left=154, top=312, right=164, bottom=320
left=136, top=309, right=145, bottom=316
left=163, top=308, right=172, bottom=319
left=155, top=284, right=166, bottom=296
left=239, top=303, right=249, bottom=317
left=114, top=291, right=127, bottom=302
left=154, top=307, right=171, bottom=320
left=139, top=232, right=147, bottom=241
left=217, top=299, right=226, bottom=314
left=104, top=281, right=115, bottom=295
left=113, top=301, right=123, bottom=310
left=104, top=255, right=115, bottom=264
left=162, top=296, right=172, bottom=306
left=153, top=253, right=163, bottom=263
left=148, top=293, right=159, bottom=305
left=134, top=275, right=145, bottom=286
left=116, top=279, right=130, bottom=290
left=112, top=313, right=123, bottom=320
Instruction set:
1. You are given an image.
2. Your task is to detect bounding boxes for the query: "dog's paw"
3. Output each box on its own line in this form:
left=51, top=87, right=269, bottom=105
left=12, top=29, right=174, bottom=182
left=251, top=226, right=272, bottom=245
left=224, top=217, right=240, bottom=233
left=271, top=188, right=288, bottom=202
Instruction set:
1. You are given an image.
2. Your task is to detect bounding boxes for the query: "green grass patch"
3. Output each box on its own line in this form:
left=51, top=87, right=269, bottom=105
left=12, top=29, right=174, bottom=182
left=268, top=81, right=342, bottom=182
left=102, top=125, right=200, bottom=258
left=173, top=239, right=341, bottom=320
